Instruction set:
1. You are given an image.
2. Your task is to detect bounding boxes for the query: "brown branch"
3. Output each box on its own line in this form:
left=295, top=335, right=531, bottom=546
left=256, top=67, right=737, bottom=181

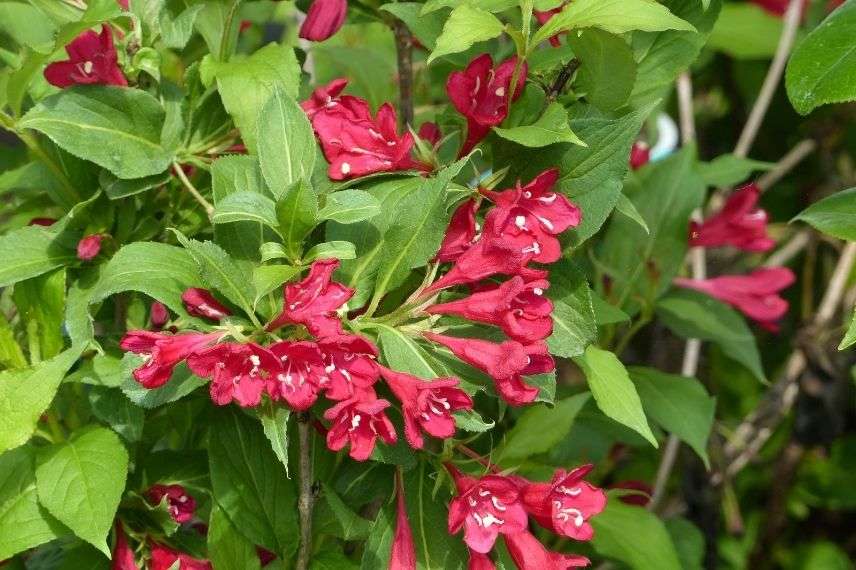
left=392, top=20, right=414, bottom=127
left=296, top=414, right=315, bottom=570
left=547, top=58, right=581, bottom=101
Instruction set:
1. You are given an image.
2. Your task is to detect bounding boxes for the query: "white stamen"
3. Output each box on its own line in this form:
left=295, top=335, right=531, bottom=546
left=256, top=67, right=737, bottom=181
left=495, top=87, right=506, bottom=97
left=490, top=496, right=506, bottom=512
left=350, top=414, right=362, bottom=430
left=514, top=215, right=527, bottom=229
left=538, top=193, right=558, bottom=204
left=249, top=355, right=260, bottom=366
left=341, top=162, right=351, bottom=175
left=532, top=288, right=544, bottom=295
left=83, top=61, right=93, bottom=74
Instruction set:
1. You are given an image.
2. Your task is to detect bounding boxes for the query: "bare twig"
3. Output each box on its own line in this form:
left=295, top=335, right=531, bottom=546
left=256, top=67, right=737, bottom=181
left=649, top=72, right=703, bottom=513
left=172, top=162, right=214, bottom=219
left=763, top=230, right=811, bottom=267
left=296, top=415, right=315, bottom=570
left=717, top=242, right=856, bottom=484
left=757, top=139, right=817, bottom=191
left=547, top=58, right=581, bottom=102
left=733, top=0, right=803, bottom=158
left=392, top=20, right=414, bottom=127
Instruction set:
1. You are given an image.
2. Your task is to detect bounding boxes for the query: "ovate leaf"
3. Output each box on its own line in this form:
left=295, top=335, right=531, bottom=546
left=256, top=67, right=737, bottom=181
left=0, top=346, right=83, bottom=453
left=35, top=427, right=129, bottom=555
left=591, top=499, right=682, bottom=570
left=0, top=225, right=76, bottom=288
left=208, top=504, right=263, bottom=570
left=318, top=190, right=382, bottom=224
left=793, top=187, right=856, bottom=241
left=499, top=393, right=591, bottom=460
left=567, top=28, right=638, bottom=112
left=19, top=86, right=174, bottom=179
left=257, top=88, right=316, bottom=197
left=276, top=180, right=318, bottom=260
left=175, top=234, right=256, bottom=317
left=213, top=191, right=279, bottom=229
left=630, top=367, right=715, bottom=467
left=546, top=259, right=597, bottom=358
left=786, top=1, right=856, bottom=115
left=428, top=5, right=505, bottom=64
left=696, top=154, right=774, bottom=187
left=258, top=402, right=291, bottom=475
left=573, top=345, right=657, bottom=447
left=493, top=102, right=585, bottom=147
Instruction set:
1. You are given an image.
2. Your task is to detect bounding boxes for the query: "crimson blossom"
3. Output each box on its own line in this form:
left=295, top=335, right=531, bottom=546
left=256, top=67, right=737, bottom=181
left=44, top=26, right=126, bottom=88
left=149, top=543, right=211, bottom=570
left=689, top=183, right=775, bottom=252
left=120, top=331, right=220, bottom=389
left=181, top=287, right=232, bottom=321
left=77, top=234, right=103, bottom=261
left=146, top=484, right=197, bottom=524
left=675, top=266, right=795, bottom=331
left=267, top=258, right=353, bottom=336
left=447, top=54, right=528, bottom=157
left=299, top=0, right=348, bottom=42
left=324, top=396, right=397, bottom=461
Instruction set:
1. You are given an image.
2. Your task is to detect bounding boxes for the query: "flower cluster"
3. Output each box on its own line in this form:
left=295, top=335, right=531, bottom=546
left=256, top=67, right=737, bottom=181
left=121, top=259, right=475, bottom=462
left=676, top=183, right=794, bottom=330
left=444, top=464, right=605, bottom=569
left=419, top=168, right=581, bottom=405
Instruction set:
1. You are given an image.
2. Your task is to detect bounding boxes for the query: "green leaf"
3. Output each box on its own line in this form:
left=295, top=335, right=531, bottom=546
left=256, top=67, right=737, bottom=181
left=360, top=506, right=394, bottom=569
left=209, top=504, right=263, bottom=570
left=422, top=0, right=517, bottom=13
left=276, top=180, right=318, bottom=260
left=88, top=386, right=144, bottom=443
left=305, top=241, right=357, bottom=262
left=665, top=517, right=704, bottom=570
left=19, top=86, right=174, bottom=179
left=380, top=3, right=447, bottom=49
left=598, top=146, right=706, bottom=313
left=573, top=345, right=657, bottom=447
left=656, top=288, right=765, bottom=382
left=0, top=2, right=57, bottom=53
left=786, top=1, right=856, bottom=115
left=0, top=313, right=26, bottom=370
left=0, top=446, right=67, bottom=560
left=494, top=102, right=585, bottom=147
left=403, top=462, right=469, bottom=569
left=316, top=483, right=371, bottom=540
left=591, top=499, right=682, bottom=570
left=428, top=4, right=505, bottom=64
left=100, top=170, right=171, bottom=199
left=614, top=193, right=650, bottom=234
left=532, top=0, right=695, bottom=47
left=696, top=154, right=775, bottom=187
left=546, top=259, right=597, bottom=358
left=213, top=191, right=279, bottom=229
left=378, top=326, right=447, bottom=380
left=35, top=427, right=129, bottom=556
left=258, top=403, right=291, bottom=475
left=839, top=307, right=856, bottom=350
left=209, top=43, right=301, bottom=153
left=708, top=3, right=784, bottom=60
left=0, top=346, right=83, bottom=453
left=499, top=393, right=591, bottom=460
left=318, top=190, right=382, bottom=224
left=160, top=4, right=205, bottom=50
left=252, top=265, right=300, bottom=309
left=257, top=88, right=317, bottom=197
left=175, top=234, right=257, bottom=317
left=209, top=407, right=298, bottom=556
left=567, top=28, right=638, bottom=112
left=0, top=225, right=76, bottom=288
left=793, top=187, right=856, bottom=241
left=89, top=242, right=202, bottom=318
left=211, top=155, right=271, bottom=261
left=13, top=269, right=66, bottom=361
left=629, top=367, right=715, bottom=467
left=120, top=355, right=207, bottom=409
left=370, top=158, right=470, bottom=308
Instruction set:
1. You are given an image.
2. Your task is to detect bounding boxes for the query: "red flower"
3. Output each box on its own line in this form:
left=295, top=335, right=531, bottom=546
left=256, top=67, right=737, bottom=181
left=265, top=341, right=327, bottom=411
left=44, top=26, right=127, bottom=88
left=150, top=302, right=169, bottom=329
left=426, top=276, right=553, bottom=343
left=318, top=335, right=380, bottom=401
left=689, top=183, right=775, bottom=252
left=111, top=522, right=137, bottom=570
left=77, top=234, right=103, bottom=261
left=674, top=266, right=795, bottom=331
left=379, top=366, right=473, bottom=450
left=267, top=259, right=353, bottom=337
left=503, top=530, right=591, bottom=569
left=418, top=122, right=442, bottom=147
left=187, top=343, right=277, bottom=407
left=117, top=0, right=129, bottom=9
left=324, top=396, right=397, bottom=461
left=120, top=331, right=220, bottom=389
left=311, top=102, right=416, bottom=180
left=425, top=211, right=548, bottom=294
left=424, top=333, right=553, bottom=406
left=629, top=142, right=650, bottom=170
left=301, top=78, right=371, bottom=121
left=483, top=168, right=581, bottom=263
left=146, top=484, right=197, bottom=524
left=181, top=288, right=232, bottom=321
left=468, top=551, right=497, bottom=570
left=447, top=54, right=527, bottom=156
left=437, top=199, right=480, bottom=263
left=299, top=0, right=348, bottom=42
left=519, top=465, right=606, bottom=541
left=149, top=543, right=211, bottom=570
left=390, top=475, right=416, bottom=570
left=447, top=466, right=528, bottom=554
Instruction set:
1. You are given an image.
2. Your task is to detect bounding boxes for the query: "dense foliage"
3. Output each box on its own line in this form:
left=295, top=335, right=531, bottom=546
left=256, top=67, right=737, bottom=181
left=1, top=0, right=855, bottom=569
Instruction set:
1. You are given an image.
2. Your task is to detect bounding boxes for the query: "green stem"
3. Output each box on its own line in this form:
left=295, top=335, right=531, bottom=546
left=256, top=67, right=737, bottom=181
left=45, top=411, right=65, bottom=443
left=172, top=161, right=214, bottom=220
left=219, top=0, right=242, bottom=62
left=613, top=313, right=651, bottom=357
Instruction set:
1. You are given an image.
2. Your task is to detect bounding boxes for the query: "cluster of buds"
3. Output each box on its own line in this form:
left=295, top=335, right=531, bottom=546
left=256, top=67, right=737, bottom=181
left=677, top=183, right=795, bottom=331
left=419, top=168, right=581, bottom=406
